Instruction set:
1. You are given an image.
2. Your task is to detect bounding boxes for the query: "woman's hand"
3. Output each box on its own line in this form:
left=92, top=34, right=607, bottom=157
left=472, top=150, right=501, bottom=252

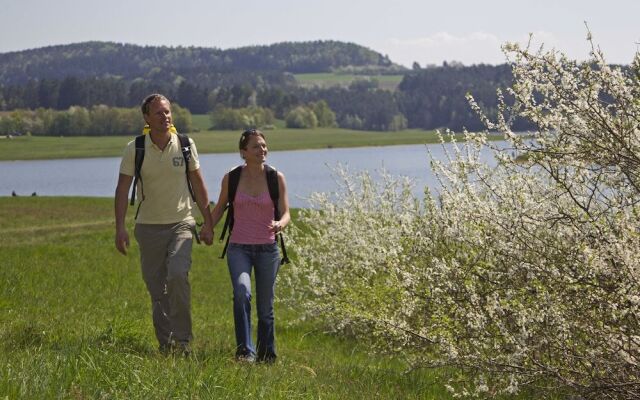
left=270, top=220, right=283, bottom=233
left=199, top=222, right=214, bottom=245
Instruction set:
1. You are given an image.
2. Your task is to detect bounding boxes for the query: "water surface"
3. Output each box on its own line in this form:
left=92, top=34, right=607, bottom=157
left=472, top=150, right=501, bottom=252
left=0, top=143, right=496, bottom=208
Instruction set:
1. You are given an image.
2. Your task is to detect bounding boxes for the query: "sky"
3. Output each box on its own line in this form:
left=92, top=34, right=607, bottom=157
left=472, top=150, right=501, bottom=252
left=1, top=0, right=638, bottom=67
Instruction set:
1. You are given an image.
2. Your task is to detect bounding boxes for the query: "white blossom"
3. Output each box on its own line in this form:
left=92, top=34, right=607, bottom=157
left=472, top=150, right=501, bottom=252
left=282, top=34, right=640, bottom=399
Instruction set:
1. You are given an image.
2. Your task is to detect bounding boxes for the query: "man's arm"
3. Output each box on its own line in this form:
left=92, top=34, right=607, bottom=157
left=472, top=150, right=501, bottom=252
left=115, top=173, right=133, bottom=255
left=189, top=168, right=214, bottom=245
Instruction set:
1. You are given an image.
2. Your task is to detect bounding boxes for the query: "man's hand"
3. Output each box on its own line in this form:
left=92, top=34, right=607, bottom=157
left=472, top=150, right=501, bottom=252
left=199, top=222, right=214, bottom=245
left=115, top=228, right=130, bottom=255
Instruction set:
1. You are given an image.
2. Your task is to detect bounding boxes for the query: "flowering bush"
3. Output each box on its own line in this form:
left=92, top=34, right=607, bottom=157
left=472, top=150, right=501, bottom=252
left=283, top=36, right=640, bottom=399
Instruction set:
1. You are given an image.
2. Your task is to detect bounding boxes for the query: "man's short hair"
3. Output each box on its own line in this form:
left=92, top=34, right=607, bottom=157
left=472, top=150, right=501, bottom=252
left=141, top=94, right=170, bottom=115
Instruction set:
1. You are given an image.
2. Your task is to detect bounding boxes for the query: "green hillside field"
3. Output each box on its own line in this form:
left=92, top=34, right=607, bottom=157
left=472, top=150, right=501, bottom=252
left=293, top=73, right=404, bottom=90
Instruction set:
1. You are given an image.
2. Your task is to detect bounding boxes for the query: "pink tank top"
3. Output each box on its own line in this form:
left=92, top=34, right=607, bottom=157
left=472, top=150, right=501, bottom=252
left=230, top=191, right=276, bottom=244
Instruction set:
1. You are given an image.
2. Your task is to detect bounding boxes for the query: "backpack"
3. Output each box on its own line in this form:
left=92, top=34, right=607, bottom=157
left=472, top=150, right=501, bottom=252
left=129, top=133, right=196, bottom=219
left=218, top=164, right=290, bottom=264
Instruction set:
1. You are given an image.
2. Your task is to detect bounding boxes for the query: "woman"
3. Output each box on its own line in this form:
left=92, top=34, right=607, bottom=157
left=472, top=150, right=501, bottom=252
left=210, top=129, right=290, bottom=363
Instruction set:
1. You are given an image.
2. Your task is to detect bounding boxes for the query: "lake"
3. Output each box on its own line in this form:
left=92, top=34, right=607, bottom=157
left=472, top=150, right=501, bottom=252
left=0, top=143, right=497, bottom=208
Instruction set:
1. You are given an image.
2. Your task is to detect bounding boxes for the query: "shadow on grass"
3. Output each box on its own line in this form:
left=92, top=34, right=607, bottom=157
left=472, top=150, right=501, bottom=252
left=0, top=321, right=49, bottom=350
left=90, top=318, right=156, bottom=356
left=0, top=318, right=155, bottom=356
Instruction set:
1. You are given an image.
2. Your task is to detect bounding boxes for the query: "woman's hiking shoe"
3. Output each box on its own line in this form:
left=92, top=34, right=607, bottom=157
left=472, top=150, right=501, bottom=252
left=257, top=354, right=276, bottom=364
left=235, top=353, right=256, bottom=363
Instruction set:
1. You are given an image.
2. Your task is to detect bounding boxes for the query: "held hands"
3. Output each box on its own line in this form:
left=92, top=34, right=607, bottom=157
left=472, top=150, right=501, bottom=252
left=199, top=222, right=214, bottom=245
left=115, top=228, right=130, bottom=255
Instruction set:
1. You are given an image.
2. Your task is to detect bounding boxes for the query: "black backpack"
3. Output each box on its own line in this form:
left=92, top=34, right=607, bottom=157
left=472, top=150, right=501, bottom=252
left=218, top=164, right=289, bottom=264
left=129, top=134, right=196, bottom=219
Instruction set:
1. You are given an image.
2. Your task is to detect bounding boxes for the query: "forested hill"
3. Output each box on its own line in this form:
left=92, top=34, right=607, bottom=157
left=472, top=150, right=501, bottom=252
left=1, top=41, right=532, bottom=133
left=0, top=40, right=403, bottom=85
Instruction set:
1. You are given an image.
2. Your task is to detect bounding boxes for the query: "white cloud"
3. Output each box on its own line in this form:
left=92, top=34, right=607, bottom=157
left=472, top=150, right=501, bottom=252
left=508, top=31, right=559, bottom=52
left=379, top=31, right=503, bottom=67
left=376, top=31, right=571, bottom=67
left=392, top=32, right=500, bottom=48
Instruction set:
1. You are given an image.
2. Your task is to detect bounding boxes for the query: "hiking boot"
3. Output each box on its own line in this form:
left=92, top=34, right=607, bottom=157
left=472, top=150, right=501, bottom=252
left=235, top=353, right=256, bottom=363
left=175, top=342, right=192, bottom=358
left=257, top=354, right=277, bottom=364
left=159, top=342, right=173, bottom=356
left=159, top=341, right=191, bottom=357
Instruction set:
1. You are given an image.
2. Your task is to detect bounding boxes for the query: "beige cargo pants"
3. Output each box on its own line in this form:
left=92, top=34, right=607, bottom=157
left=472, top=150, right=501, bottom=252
left=134, top=220, right=194, bottom=348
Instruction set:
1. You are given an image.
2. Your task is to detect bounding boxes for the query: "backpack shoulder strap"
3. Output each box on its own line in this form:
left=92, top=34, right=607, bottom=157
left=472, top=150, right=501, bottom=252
left=177, top=133, right=191, bottom=162
left=177, top=133, right=196, bottom=202
left=219, top=165, right=243, bottom=258
left=130, top=135, right=146, bottom=206
left=227, top=165, right=243, bottom=205
left=265, top=164, right=279, bottom=208
left=264, top=164, right=289, bottom=265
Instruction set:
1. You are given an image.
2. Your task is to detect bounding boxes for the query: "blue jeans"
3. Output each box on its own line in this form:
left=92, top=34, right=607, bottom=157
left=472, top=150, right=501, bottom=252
left=227, top=242, right=280, bottom=360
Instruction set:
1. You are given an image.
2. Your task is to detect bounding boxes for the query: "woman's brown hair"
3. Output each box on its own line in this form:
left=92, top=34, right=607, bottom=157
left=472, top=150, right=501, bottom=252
left=239, top=129, right=266, bottom=150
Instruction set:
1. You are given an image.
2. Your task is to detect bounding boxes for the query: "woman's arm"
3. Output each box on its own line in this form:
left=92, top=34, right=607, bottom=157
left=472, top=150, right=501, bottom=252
left=210, top=173, right=229, bottom=228
left=188, top=168, right=214, bottom=245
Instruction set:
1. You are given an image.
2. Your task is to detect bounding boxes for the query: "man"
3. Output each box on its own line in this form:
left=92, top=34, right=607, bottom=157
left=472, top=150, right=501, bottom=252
left=114, top=94, right=214, bottom=356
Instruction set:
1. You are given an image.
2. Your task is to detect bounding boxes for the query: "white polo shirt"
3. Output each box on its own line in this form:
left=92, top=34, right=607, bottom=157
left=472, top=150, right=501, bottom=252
left=120, top=134, right=200, bottom=224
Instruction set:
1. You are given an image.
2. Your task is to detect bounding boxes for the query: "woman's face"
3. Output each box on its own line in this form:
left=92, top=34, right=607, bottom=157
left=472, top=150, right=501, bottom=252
left=241, top=134, right=267, bottom=163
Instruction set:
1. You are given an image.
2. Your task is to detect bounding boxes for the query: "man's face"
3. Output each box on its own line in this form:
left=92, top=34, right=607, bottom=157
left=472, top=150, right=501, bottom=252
left=144, top=99, right=172, bottom=133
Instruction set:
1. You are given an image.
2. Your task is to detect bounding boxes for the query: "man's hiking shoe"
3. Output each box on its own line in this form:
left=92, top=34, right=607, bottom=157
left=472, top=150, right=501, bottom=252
left=159, top=341, right=191, bottom=358
left=175, top=342, right=192, bottom=357
left=159, top=343, right=172, bottom=356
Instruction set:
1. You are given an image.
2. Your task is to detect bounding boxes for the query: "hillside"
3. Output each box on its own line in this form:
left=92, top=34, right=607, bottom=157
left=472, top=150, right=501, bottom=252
left=0, top=41, right=528, bottom=132
left=0, top=41, right=405, bottom=85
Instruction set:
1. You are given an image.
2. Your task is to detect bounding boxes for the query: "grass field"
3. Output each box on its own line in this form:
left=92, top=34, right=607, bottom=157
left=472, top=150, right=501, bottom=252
left=0, top=127, right=456, bottom=161
left=0, top=197, right=455, bottom=399
left=293, top=73, right=404, bottom=91
left=191, top=115, right=287, bottom=132
left=191, top=114, right=212, bottom=131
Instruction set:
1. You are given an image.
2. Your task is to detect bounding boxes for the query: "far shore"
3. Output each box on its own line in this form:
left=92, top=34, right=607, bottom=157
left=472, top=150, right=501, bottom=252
left=0, top=128, right=496, bottom=161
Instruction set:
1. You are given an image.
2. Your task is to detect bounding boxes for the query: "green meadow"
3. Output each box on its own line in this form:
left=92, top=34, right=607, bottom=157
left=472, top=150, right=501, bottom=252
left=293, top=73, right=404, bottom=91
left=190, top=113, right=214, bottom=131
left=0, top=127, right=453, bottom=161
left=0, top=197, right=452, bottom=399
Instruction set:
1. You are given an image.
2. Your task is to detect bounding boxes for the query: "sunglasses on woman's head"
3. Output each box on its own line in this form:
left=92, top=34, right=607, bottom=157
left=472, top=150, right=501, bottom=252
left=242, top=129, right=257, bottom=136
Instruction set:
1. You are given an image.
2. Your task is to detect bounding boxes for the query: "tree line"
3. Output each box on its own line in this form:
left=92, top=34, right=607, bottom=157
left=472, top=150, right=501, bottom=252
left=0, top=41, right=401, bottom=86
left=0, top=104, right=192, bottom=136
left=1, top=63, right=533, bottom=133
left=0, top=41, right=554, bottom=132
